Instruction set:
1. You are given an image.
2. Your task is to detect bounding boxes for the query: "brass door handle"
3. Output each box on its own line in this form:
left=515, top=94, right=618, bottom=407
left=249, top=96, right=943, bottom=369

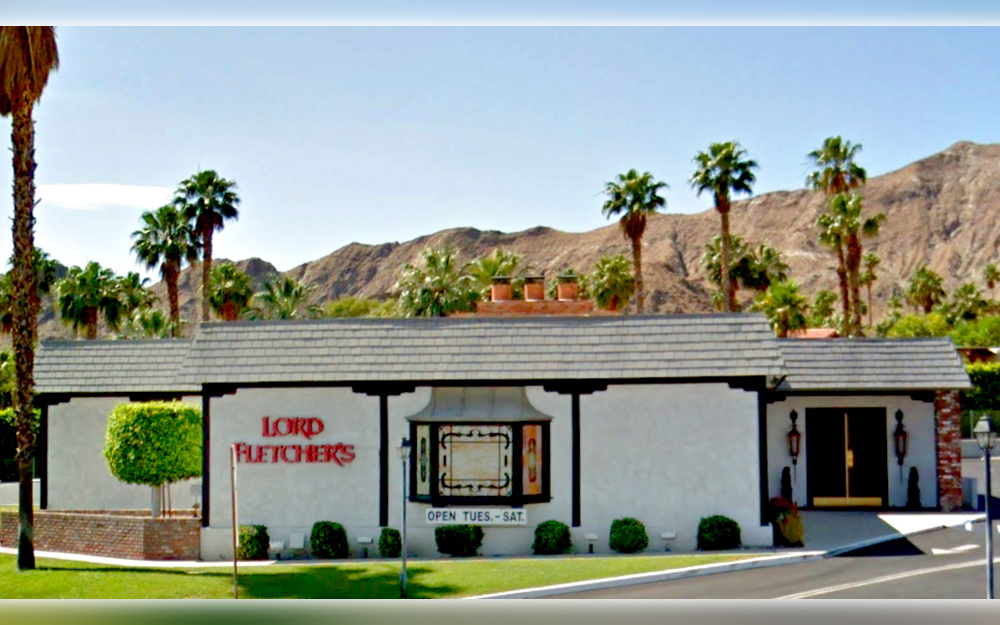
left=847, top=449, right=854, bottom=468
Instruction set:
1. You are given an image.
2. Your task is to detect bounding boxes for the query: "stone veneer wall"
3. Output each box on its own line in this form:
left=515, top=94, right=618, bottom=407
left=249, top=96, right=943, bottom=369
left=0, top=510, right=200, bottom=560
left=934, top=390, right=963, bottom=512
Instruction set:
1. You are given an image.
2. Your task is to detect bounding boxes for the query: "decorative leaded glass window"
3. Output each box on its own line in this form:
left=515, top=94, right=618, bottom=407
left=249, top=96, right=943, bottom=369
left=408, top=421, right=549, bottom=505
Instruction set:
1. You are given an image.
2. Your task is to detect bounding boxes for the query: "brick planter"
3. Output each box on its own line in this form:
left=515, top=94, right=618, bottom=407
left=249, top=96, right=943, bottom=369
left=0, top=510, right=201, bottom=560
left=935, top=390, right=963, bottom=512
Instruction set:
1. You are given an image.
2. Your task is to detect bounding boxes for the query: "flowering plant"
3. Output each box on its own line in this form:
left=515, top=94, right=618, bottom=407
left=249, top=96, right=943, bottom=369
left=767, top=496, right=804, bottom=547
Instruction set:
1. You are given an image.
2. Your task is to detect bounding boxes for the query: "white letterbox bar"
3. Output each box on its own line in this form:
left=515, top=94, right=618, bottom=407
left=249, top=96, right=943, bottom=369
left=424, top=508, right=527, bottom=525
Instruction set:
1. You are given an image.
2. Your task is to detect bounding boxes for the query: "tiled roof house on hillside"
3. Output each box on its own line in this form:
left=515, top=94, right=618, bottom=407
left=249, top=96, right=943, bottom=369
left=23, top=308, right=970, bottom=560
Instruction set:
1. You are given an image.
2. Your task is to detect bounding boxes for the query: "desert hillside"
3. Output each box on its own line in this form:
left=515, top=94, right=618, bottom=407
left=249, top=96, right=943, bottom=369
left=37, top=140, right=1000, bottom=338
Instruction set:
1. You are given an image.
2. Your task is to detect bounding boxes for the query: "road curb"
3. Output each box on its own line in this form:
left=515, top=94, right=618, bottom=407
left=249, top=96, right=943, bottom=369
left=465, top=551, right=827, bottom=599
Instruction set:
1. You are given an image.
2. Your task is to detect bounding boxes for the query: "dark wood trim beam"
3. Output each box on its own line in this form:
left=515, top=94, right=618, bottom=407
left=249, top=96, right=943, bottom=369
left=39, top=404, right=48, bottom=510
left=571, top=393, right=581, bottom=528
left=758, top=389, right=769, bottom=527
left=379, top=394, right=389, bottom=527
left=352, top=383, right=416, bottom=397
left=202, top=393, right=211, bottom=528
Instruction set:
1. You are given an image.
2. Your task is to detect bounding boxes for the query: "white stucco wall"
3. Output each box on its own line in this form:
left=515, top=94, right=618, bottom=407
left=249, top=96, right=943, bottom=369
left=766, top=396, right=937, bottom=509
left=202, top=383, right=769, bottom=560
left=48, top=396, right=201, bottom=511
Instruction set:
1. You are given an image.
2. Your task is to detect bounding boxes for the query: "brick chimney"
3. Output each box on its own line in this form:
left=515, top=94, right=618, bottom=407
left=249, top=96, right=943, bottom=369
left=490, top=276, right=512, bottom=302
left=523, top=275, right=545, bottom=301
left=556, top=274, right=579, bottom=301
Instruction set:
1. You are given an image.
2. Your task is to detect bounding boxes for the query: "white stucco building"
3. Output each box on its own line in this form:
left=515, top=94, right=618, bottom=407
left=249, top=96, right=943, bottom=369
left=32, top=314, right=971, bottom=559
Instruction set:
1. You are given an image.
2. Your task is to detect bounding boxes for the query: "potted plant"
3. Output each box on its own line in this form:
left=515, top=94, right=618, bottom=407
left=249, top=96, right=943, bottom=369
left=767, top=496, right=804, bottom=547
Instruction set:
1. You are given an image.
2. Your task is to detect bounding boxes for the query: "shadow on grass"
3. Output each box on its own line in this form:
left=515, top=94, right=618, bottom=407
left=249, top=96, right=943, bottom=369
left=37, top=563, right=458, bottom=599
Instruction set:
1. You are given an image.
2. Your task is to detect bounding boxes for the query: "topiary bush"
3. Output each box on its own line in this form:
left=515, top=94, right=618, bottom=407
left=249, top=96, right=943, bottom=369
left=379, top=527, right=401, bottom=558
left=311, top=521, right=350, bottom=559
left=609, top=517, right=648, bottom=554
left=434, top=525, right=484, bottom=557
left=532, top=520, right=572, bottom=555
left=697, top=515, right=741, bottom=550
left=237, top=524, right=269, bottom=560
left=103, top=401, right=201, bottom=516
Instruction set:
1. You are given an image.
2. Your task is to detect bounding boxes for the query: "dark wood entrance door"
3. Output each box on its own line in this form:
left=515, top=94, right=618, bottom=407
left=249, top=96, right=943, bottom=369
left=806, top=408, right=888, bottom=507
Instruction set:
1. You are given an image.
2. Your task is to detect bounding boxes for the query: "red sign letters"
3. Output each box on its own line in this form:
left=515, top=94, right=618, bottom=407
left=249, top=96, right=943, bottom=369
left=233, top=417, right=355, bottom=466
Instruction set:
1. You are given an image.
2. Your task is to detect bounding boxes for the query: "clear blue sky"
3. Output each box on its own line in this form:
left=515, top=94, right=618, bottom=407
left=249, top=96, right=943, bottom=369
left=2, top=23, right=999, bottom=280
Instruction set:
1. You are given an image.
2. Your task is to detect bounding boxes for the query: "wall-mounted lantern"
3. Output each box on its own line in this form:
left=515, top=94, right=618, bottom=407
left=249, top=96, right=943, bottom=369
left=788, top=410, right=801, bottom=468
left=893, top=410, right=908, bottom=481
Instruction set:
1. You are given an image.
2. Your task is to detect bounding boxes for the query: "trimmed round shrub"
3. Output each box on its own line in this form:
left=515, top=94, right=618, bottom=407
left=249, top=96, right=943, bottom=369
left=434, top=525, right=484, bottom=557
left=609, top=517, right=648, bottom=554
left=379, top=527, right=402, bottom=558
left=697, top=515, right=741, bottom=550
left=311, top=521, right=350, bottom=559
left=104, top=401, right=202, bottom=488
left=532, top=520, right=572, bottom=555
left=237, top=524, right=269, bottom=561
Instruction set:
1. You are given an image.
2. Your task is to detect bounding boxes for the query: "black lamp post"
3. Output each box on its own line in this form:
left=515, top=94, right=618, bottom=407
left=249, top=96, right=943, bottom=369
left=974, top=416, right=998, bottom=600
left=397, top=437, right=411, bottom=599
left=893, top=410, right=908, bottom=482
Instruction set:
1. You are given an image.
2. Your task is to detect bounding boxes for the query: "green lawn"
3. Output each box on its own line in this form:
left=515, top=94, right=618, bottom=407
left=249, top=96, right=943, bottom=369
left=0, top=553, right=753, bottom=599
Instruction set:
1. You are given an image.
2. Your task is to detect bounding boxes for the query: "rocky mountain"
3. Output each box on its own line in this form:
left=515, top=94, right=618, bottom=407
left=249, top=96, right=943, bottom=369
left=37, top=140, right=1000, bottom=338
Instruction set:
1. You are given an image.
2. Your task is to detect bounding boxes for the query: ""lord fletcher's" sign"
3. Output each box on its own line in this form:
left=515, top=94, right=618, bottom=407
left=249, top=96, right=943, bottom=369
left=425, top=508, right=527, bottom=526
left=232, top=417, right=356, bottom=466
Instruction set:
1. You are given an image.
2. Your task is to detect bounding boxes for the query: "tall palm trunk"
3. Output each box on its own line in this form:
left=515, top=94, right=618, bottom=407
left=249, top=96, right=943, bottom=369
left=85, top=308, right=98, bottom=340
left=867, top=282, right=874, bottom=329
left=631, top=236, right=644, bottom=314
left=164, top=260, right=180, bottom=335
left=201, top=223, right=212, bottom=323
left=718, top=198, right=735, bottom=312
left=11, top=92, right=37, bottom=571
left=835, top=243, right=849, bottom=336
left=846, top=235, right=863, bottom=337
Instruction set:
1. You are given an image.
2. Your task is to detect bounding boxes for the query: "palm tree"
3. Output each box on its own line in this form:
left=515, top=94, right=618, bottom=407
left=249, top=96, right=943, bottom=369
left=984, top=263, right=998, bottom=300
left=395, top=247, right=477, bottom=317
left=806, top=136, right=867, bottom=196
left=602, top=169, right=667, bottom=313
left=751, top=280, right=809, bottom=338
left=859, top=253, right=880, bottom=329
left=589, top=255, right=635, bottom=312
left=117, top=272, right=157, bottom=319
left=701, top=234, right=751, bottom=309
left=0, top=248, right=61, bottom=335
left=831, top=194, right=883, bottom=335
left=247, top=276, right=321, bottom=320
left=0, top=26, right=59, bottom=570
left=690, top=142, right=758, bottom=312
left=465, top=249, right=521, bottom=300
left=208, top=262, right=254, bottom=322
left=174, top=170, right=240, bottom=323
left=807, top=137, right=867, bottom=337
left=810, top=289, right=838, bottom=328
left=744, top=243, right=790, bottom=294
left=56, top=262, right=124, bottom=340
left=949, top=282, right=987, bottom=323
left=131, top=203, right=199, bottom=335
left=906, top=265, right=946, bottom=314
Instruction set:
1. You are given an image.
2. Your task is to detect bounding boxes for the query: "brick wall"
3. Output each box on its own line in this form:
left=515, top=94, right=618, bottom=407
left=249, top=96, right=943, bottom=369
left=934, top=390, right=963, bottom=512
left=0, top=510, right=200, bottom=560
left=473, top=299, right=611, bottom=316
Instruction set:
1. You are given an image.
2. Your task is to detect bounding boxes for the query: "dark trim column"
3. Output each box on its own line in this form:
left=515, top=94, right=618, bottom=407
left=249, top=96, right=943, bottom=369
left=758, top=389, right=768, bottom=526
left=202, top=393, right=211, bottom=528
left=571, top=393, right=581, bottom=527
left=379, top=394, right=389, bottom=527
left=39, top=404, right=48, bottom=510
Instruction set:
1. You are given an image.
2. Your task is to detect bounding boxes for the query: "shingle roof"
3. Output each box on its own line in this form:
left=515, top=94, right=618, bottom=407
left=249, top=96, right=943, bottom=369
left=35, top=339, right=198, bottom=394
left=775, top=338, right=972, bottom=391
left=174, top=314, right=786, bottom=385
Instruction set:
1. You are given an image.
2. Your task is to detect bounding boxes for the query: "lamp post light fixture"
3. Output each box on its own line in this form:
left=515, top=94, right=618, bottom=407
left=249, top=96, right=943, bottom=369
left=397, top=437, right=411, bottom=599
left=787, top=411, right=801, bottom=480
left=893, top=410, right=908, bottom=482
left=974, top=416, right=998, bottom=600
